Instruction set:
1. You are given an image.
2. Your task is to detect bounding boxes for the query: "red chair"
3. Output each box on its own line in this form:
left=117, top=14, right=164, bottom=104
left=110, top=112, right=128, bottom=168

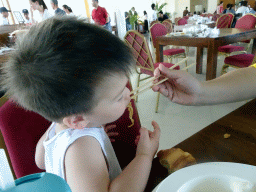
left=0, top=94, right=141, bottom=178
left=177, top=18, right=187, bottom=25
left=150, top=20, right=160, bottom=27
left=218, top=14, right=256, bottom=56
left=0, top=100, right=51, bottom=178
left=216, top=14, right=230, bottom=28
left=221, top=54, right=256, bottom=74
left=150, top=23, right=188, bottom=66
left=162, top=20, right=173, bottom=33
left=183, top=16, right=189, bottom=20
left=124, top=30, right=180, bottom=112
left=227, top=13, right=234, bottom=28
left=207, top=13, right=214, bottom=18
left=212, top=14, right=220, bottom=21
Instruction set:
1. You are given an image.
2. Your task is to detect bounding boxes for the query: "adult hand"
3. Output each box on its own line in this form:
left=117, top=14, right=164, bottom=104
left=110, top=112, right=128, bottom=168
left=152, top=64, right=202, bottom=105
left=136, top=121, right=160, bottom=159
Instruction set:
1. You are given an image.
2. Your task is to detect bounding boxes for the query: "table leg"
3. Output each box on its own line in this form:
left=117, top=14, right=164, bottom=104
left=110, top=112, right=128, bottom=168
left=251, top=38, right=256, bottom=54
left=156, top=43, right=164, bottom=63
left=196, top=47, right=203, bottom=74
left=206, top=42, right=218, bottom=80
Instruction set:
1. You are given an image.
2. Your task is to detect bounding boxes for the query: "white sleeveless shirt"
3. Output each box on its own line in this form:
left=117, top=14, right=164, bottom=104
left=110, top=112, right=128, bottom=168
left=43, top=123, right=122, bottom=181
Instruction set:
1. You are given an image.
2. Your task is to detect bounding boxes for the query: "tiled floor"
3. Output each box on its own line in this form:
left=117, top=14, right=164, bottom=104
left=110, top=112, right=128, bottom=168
left=130, top=33, right=248, bottom=151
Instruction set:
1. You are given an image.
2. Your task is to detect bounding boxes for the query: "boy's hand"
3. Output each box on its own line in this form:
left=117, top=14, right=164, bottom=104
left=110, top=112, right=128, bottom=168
left=136, top=121, right=161, bottom=159
left=104, top=124, right=119, bottom=142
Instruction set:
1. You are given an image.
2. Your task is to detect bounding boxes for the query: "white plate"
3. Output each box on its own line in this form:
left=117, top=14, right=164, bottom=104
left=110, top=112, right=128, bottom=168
left=153, top=162, right=256, bottom=192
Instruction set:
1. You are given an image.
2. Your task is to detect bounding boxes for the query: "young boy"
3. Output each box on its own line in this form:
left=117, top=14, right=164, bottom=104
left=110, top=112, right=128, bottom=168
left=1, top=16, right=160, bottom=192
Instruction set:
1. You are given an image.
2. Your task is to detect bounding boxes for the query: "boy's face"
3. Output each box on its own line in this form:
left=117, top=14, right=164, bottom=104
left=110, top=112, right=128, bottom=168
left=85, top=73, right=131, bottom=127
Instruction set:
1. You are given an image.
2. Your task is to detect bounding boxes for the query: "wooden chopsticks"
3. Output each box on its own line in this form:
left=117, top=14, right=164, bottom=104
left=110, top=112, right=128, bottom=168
left=130, top=62, right=196, bottom=100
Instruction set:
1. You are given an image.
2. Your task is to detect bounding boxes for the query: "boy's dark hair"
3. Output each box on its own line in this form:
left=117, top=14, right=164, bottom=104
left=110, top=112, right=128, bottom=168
left=159, top=11, right=163, bottom=14
left=1, top=17, right=134, bottom=122
left=151, top=3, right=155, bottom=10
left=31, top=0, right=47, bottom=10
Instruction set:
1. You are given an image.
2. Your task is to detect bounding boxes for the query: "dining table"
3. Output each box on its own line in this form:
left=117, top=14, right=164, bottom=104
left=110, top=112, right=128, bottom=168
left=156, top=28, right=256, bottom=80
left=147, top=98, right=256, bottom=191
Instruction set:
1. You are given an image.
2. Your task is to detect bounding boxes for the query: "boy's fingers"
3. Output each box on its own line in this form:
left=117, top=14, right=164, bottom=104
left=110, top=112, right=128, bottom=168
left=107, top=132, right=119, bottom=137
left=105, top=124, right=116, bottom=131
left=151, top=121, right=161, bottom=139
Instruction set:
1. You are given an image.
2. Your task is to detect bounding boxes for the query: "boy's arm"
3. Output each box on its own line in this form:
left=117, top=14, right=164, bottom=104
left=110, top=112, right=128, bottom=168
left=35, top=129, right=49, bottom=170
left=65, top=122, right=160, bottom=192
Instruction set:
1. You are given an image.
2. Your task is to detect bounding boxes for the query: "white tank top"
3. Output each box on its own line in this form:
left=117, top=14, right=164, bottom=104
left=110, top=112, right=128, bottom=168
left=43, top=123, right=122, bottom=181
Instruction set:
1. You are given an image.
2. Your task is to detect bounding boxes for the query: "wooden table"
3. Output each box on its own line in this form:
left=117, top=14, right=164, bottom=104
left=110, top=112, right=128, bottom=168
left=156, top=28, right=256, bottom=80
left=146, top=98, right=256, bottom=191
left=174, top=98, right=256, bottom=166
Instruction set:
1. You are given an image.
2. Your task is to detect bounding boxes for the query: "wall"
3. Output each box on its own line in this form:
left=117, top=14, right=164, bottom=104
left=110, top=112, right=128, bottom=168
left=190, top=0, right=208, bottom=13
left=175, top=0, right=190, bottom=18
left=207, top=0, right=218, bottom=13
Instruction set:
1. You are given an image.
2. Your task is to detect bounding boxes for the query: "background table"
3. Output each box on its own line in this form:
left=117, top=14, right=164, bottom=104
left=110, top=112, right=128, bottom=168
left=156, top=28, right=256, bottom=80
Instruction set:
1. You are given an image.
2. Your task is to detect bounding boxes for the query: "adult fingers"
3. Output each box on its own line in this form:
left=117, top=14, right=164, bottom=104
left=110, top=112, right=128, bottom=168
left=107, top=132, right=119, bottom=137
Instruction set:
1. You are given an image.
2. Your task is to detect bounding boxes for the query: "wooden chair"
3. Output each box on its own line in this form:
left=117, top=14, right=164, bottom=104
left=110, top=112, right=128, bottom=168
left=150, top=23, right=188, bottom=67
left=124, top=30, right=180, bottom=112
left=162, top=20, right=173, bottom=33
left=177, top=18, right=187, bottom=25
left=212, top=14, right=220, bottom=21
left=150, top=20, right=159, bottom=27
left=174, top=17, right=181, bottom=25
left=207, top=13, right=214, bottom=18
left=218, top=14, right=256, bottom=57
left=216, top=14, right=230, bottom=29
left=221, top=54, right=256, bottom=75
left=227, top=13, right=234, bottom=28
left=164, top=19, right=172, bottom=24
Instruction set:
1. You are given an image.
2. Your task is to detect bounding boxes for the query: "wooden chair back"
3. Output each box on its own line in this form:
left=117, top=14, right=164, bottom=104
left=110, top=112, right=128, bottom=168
left=149, top=23, right=167, bottom=48
left=150, top=20, right=160, bottom=27
left=177, top=18, right=188, bottom=25
left=227, top=13, right=234, bottom=28
left=162, top=20, right=173, bottom=33
left=216, top=14, right=230, bottom=28
left=124, top=30, right=155, bottom=72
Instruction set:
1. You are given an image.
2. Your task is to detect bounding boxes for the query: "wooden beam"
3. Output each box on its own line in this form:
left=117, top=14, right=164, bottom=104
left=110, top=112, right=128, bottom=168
left=5, top=0, right=15, bottom=24
left=83, top=0, right=91, bottom=21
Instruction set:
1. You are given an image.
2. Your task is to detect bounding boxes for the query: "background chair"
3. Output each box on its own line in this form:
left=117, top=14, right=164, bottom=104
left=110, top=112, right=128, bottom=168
left=0, top=94, right=142, bottom=178
left=163, top=19, right=172, bottom=24
left=212, top=14, right=220, bottom=21
left=150, top=23, right=187, bottom=66
left=227, top=13, right=234, bottom=28
left=162, top=20, right=173, bottom=34
left=124, top=30, right=180, bottom=112
left=216, top=14, right=230, bottom=29
left=183, top=16, right=189, bottom=20
left=221, top=54, right=256, bottom=75
left=150, top=20, right=160, bottom=27
left=217, top=14, right=256, bottom=57
left=177, top=18, right=187, bottom=25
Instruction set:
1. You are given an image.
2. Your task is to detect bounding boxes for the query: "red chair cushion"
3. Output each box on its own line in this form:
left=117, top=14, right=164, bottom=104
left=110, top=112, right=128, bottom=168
left=163, top=48, right=185, bottom=56
left=141, top=62, right=180, bottom=76
left=224, top=54, right=255, bottom=67
left=218, top=45, right=245, bottom=53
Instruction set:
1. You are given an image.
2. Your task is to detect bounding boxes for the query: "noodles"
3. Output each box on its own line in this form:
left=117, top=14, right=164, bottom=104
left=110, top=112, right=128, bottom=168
left=127, top=102, right=134, bottom=128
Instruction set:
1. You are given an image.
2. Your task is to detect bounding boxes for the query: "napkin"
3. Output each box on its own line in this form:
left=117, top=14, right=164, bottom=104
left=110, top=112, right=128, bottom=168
left=0, top=149, right=15, bottom=190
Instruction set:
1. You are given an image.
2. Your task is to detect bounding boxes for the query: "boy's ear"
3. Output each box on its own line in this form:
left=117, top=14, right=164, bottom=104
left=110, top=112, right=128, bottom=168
left=62, top=115, right=90, bottom=129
